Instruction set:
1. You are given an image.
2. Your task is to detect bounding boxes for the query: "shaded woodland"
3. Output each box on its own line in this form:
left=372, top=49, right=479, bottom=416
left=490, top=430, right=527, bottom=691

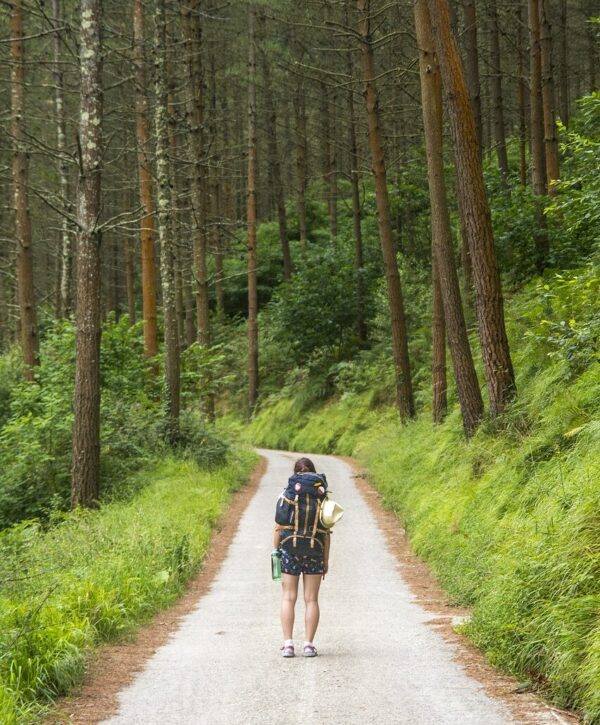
left=0, top=0, right=598, bottom=508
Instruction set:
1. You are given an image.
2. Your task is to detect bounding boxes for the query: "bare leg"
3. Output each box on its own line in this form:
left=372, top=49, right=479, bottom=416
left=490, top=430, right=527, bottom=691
left=281, top=573, right=299, bottom=640
left=303, top=574, right=322, bottom=642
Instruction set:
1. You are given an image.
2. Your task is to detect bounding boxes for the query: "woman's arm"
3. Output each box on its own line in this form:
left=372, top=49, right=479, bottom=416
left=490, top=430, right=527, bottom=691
left=273, top=525, right=281, bottom=549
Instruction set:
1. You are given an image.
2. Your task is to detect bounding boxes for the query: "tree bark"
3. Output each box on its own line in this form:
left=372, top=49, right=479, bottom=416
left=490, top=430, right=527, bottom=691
left=247, top=5, right=259, bottom=413
left=357, top=0, right=415, bottom=422
left=462, top=0, right=483, bottom=154
left=124, top=234, right=136, bottom=324
left=558, top=0, right=568, bottom=125
left=181, top=0, right=210, bottom=348
left=431, top=258, right=447, bottom=425
left=415, top=0, right=484, bottom=437
left=133, top=0, right=158, bottom=358
left=539, top=0, right=560, bottom=194
left=10, top=0, right=39, bottom=380
left=517, top=4, right=528, bottom=186
left=263, top=55, right=292, bottom=278
left=154, top=0, right=180, bottom=436
left=488, top=0, right=509, bottom=183
left=347, top=50, right=367, bottom=346
left=294, top=81, right=308, bottom=251
left=428, top=0, right=516, bottom=418
left=529, top=0, right=549, bottom=272
left=71, top=0, right=103, bottom=508
left=52, top=0, right=72, bottom=319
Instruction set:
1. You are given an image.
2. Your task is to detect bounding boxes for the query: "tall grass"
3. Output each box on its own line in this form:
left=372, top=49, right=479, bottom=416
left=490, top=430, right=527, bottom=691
left=0, top=452, right=256, bottom=723
left=248, top=268, right=600, bottom=721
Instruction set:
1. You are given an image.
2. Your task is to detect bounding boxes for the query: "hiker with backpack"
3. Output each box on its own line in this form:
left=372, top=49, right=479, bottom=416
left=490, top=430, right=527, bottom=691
left=273, top=457, right=332, bottom=658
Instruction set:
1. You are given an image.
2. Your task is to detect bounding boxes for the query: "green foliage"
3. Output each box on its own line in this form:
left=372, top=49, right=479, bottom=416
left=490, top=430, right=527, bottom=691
left=547, top=92, right=600, bottom=258
left=0, top=452, right=256, bottom=723
left=0, top=317, right=159, bottom=525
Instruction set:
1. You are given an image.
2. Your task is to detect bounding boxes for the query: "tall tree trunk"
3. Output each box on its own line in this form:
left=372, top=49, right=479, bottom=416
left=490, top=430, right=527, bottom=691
left=357, top=0, right=415, bottom=423
left=52, top=0, right=72, bottom=318
left=558, top=0, right=569, bottom=125
left=539, top=0, right=560, bottom=194
left=414, top=0, right=483, bottom=436
left=462, top=0, right=483, bottom=154
left=415, top=0, right=484, bottom=437
left=517, top=4, right=528, bottom=186
left=124, top=235, right=136, bottom=324
left=133, top=0, right=158, bottom=358
left=247, top=5, right=259, bottom=413
left=263, top=56, right=292, bottom=278
left=181, top=0, right=210, bottom=348
left=295, top=81, right=308, bottom=251
left=431, top=259, right=447, bottom=424
left=347, top=51, right=367, bottom=345
left=11, top=0, right=39, bottom=380
left=167, top=65, right=184, bottom=345
left=529, top=0, right=549, bottom=272
left=428, top=0, right=516, bottom=418
left=328, top=91, right=338, bottom=243
left=489, top=0, right=509, bottom=183
left=154, top=0, right=180, bottom=436
left=71, top=0, right=103, bottom=508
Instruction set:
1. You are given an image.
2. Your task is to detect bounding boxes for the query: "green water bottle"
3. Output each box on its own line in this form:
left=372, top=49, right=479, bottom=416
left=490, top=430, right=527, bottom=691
left=271, top=549, right=282, bottom=581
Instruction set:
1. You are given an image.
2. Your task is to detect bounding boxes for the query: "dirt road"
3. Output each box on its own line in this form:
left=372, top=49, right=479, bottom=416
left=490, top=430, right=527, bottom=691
left=101, top=450, right=574, bottom=725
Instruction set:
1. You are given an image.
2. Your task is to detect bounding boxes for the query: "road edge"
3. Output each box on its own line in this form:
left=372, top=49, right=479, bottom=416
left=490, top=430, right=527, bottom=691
left=346, top=456, right=580, bottom=725
left=46, top=455, right=268, bottom=725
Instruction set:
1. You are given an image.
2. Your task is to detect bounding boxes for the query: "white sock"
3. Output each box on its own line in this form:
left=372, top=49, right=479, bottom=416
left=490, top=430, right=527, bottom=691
left=304, top=641, right=313, bottom=647
left=284, top=639, right=293, bottom=647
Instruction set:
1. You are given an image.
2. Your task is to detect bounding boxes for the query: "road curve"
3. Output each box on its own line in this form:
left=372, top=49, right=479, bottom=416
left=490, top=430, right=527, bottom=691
left=101, top=450, right=557, bottom=725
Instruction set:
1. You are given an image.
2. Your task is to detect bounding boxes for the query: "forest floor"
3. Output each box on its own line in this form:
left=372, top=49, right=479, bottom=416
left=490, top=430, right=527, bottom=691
left=48, top=451, right=579, bottom=725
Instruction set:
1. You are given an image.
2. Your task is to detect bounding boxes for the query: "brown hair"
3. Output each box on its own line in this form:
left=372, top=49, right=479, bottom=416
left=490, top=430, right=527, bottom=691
left=293, top=457, right=316, bottom=473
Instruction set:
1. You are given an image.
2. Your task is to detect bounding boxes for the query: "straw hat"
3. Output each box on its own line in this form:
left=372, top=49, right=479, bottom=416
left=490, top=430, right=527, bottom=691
left=320, top=499, right=344, bottom=528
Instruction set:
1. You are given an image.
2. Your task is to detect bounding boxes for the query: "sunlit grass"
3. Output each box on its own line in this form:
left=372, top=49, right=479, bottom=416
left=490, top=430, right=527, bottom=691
left=0, top=452, right=256, bottom=723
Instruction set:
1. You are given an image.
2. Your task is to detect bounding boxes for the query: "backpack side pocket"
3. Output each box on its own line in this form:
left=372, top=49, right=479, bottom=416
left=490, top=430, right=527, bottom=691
left=275, top=495, right=294, bottom=526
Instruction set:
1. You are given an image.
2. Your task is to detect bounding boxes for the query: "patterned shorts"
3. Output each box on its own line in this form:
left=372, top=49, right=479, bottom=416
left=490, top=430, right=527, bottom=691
left=280, top=549, right=324, bottom=576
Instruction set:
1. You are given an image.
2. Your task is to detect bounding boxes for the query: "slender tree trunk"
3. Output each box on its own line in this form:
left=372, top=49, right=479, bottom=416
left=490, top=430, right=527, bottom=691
left=357, top=0, right=415, bottom=422
left=181, top=0, right=210, bottom=348
left=154, top=0, right=180, bottom=436
left=295, top=82, right=308, bottom=251
left=489, top=0, right=509, bottom=183
left=247, top=5, right=259, bottom=413
left=71, top=0, right=103, bottom=508
left=415, top=0, right=484, bottom=436
left=52, top=0, right=72, bottom=318
left=517, top=5, right=528, bottom=186
left=558, top=0, right=568, bottom=125
left=539, top=0, right=560, bottom=194
left=428, top=0, right=516, bottom=418
left=431, top=259, right=447, bottom=424
left=462, top=0, right=483, bottom=154
left=133, top=0, right=158, bottom=358
left=11, top=0, right=39, bottom=380
left=347, top=51, right=367, bottom=345
left=124, top=235, right=136, bottom=324
left=263, top=56, right=292, bottom=278
left=529, top=0, right=549, bottom=272
left=167, top=68, right=184, bottom=345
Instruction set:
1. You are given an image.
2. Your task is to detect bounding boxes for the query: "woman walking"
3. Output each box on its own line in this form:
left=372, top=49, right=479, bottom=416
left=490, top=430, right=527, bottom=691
left=273, top=457, right=331, bottom=658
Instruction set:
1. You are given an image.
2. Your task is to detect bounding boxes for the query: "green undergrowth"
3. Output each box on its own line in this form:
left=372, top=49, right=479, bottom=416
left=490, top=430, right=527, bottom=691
left=248, top=266, right=600, bottom=721
left=0, top=451, right=256, bottom=724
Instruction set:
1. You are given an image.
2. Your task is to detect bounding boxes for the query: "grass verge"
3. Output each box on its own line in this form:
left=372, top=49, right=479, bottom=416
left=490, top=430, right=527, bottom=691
left=0, top=450, right=257, bottom=724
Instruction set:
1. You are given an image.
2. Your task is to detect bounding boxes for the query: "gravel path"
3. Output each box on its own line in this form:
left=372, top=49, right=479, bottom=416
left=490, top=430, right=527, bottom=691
left=101, top=450, right=563, bottom=725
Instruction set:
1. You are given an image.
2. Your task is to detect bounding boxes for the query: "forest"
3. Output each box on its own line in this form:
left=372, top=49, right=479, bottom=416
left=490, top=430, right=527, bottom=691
left=0, top=0, right=599, bottom=722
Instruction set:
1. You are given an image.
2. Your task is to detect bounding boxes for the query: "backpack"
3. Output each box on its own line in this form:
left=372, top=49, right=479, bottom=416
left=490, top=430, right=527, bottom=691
left=275, top=472, right=329, bottom=557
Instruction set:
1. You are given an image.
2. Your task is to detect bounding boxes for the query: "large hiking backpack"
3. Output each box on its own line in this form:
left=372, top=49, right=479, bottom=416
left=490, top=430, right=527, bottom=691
left=275, top=472, right=329, bottom=557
